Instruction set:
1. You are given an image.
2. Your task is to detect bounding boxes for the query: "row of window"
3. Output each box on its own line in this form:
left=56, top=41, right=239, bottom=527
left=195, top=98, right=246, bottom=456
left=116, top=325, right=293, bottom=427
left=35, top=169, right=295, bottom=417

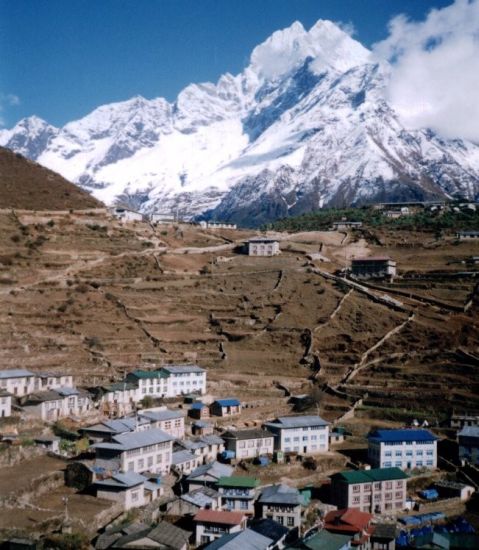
left=284, top=434, right=326, bottom=443
left=384, top=450, right=434, bottom=457
left=352, top=480, right=403, bottom=492
left=126, top=451, right=170, bottom=471
left=383, top=460, right=434, bottom=467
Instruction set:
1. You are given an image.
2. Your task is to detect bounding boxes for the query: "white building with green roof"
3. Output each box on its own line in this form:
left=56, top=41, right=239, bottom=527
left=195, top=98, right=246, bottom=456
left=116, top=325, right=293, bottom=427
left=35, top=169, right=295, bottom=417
left=331, top=467, right=408, bottom=514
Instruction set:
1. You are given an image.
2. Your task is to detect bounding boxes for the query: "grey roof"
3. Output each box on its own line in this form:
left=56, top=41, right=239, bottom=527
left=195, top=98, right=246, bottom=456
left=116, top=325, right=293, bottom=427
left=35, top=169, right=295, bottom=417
left=140, top=409, right=185, bottom=422
left=182, top=435, right=224, bottom=451
left=57, top=386, right=79, bottom=396
left=0, top=368, right=35, bottom=379
left=264, top=415, right=329, bottom=429
left=23, top=390, right=62, bottom=404
left=187, top=461, right=233, bottom=481
left=95, top=471, right=146, bottom=489
left=248, top=519, right=289, bottom=543
left=83, top=416, right=150, bottom=435
left=258, top=484, right=302, bottom=505
left=181, top=486, right=220, bottom=508
left=205, top=529, right=273, bottom=550
left=222, top=429, right=273, bottom=441
left=147, top=521, right=191, bottom=549
left=458, top=426, right=479, bottom=438
left=161, top=364, right=205, bottom=374
left=172, top=450, right=197, bottom=466
left=92, top=428, right=174, bottom=452
left=95, top=522, right=149, bottom=550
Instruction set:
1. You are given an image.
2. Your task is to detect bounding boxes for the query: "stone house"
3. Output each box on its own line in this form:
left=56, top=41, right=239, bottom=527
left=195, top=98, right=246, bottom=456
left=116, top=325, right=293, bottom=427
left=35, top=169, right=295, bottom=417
left=92, top=428, right=174, bottom=475
left=194, top=509, right=246, bottom=546
left=217, top=476, right=259, bottom=515
left=222, top=429, right=274, bottom=459
left=210, top=399, right=241, bottom=417
left=94, top=471, right=162, bottom=511
left=330, top=467, right=408, bottom=514
left=351, top=256, right=397, bottom=280
left=0, top=390, right=12, bottom=417
left=263, top=415, right=329, bottom=454
left=22, top=387, right=92, bottom=421
left=0, top=369, right=37, bottom=397
left=256, top=484, right=303, bottom=530
left=247, top=239, right=280, bottom=257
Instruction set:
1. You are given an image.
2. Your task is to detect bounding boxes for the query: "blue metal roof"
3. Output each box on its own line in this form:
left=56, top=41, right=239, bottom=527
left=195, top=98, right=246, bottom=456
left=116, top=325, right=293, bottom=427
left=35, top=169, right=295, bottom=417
left=191, top=402, right=207, bottom=409
left=204, top=529, right=273, bottom=550
left=214, top=399, right=241, bottom=407
left=264, top=415, right=329, bottom=429
left=368, top=429, right=437, bottom=443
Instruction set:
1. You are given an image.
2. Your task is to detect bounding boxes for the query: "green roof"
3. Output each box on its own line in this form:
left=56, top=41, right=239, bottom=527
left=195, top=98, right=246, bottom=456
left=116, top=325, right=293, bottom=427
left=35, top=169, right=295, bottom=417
left=303, top=530, right=352, bottom=550
left=216, top=476, right=259, bottom=488
left=332, top=467, right=408, bottom=484
left=128, top=370, right=169, bottom=379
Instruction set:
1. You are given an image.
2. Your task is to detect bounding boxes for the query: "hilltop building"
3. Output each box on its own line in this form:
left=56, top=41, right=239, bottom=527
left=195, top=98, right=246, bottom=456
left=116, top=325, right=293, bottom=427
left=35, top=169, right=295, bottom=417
left=110, top=207, right=143, bottom=223
left=351, top=256, right=397, bottom=280
left=247, top=238, right=280, bottom=256
left=368, top=429, right=438, bottom=470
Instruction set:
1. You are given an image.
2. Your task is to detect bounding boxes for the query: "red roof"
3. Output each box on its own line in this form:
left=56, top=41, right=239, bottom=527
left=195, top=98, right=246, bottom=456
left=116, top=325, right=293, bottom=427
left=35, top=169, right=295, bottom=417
left=194, top=509, right=245, bottom=525
left=324, top=508, right=373, bottom=533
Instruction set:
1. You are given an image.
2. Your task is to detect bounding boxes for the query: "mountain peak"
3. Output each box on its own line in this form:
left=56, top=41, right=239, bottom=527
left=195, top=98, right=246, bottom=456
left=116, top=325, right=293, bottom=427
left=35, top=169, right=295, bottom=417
left=249, top=19, right=370, bottom=80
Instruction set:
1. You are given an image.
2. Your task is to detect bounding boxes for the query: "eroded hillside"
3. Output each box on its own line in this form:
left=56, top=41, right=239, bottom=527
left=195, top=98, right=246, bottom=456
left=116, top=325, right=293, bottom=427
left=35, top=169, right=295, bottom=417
left=0, top=209, right=478, bottom=426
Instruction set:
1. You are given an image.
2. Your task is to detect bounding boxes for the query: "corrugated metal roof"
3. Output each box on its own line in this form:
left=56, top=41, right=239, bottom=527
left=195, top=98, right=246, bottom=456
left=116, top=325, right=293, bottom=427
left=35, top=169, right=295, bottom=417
left=258, top=484, right=301, bottom=505
left=217, top=476, right=259, bottom=488
left=127, top=369, right=169, bottom=379
left=0, top=368, right=35, bottom=379
left=213, top=399, right=241, bottom=407
left=194, top=509, right=245, bottom=525
left=368, top=429, right=437, bottom=443
left=204, top=529, right=272, bottom=550
left=172, top=450, right=197, bottom=465
left=332, top=467, right=408, bottom=484
left=187, top=461, right=233, bottom=480
left=95, top=471, right=146, bottom=488
left=93, top=427, right=173, bottom=452
left=222, top=429, right=272, bottom=441
left=458, top=426, right=479, bottom=438
left=140, top=409, right=184, bottom=422
left=264, top=415, right=329, bottom=429
left=161, top=364, right=205, bottom=374
left=181, top=486, right=220, bottom=507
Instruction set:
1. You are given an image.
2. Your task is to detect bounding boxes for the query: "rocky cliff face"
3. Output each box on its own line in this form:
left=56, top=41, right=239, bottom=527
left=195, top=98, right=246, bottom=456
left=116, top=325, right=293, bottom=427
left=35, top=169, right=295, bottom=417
left=2, top=20, right=478, bottom=225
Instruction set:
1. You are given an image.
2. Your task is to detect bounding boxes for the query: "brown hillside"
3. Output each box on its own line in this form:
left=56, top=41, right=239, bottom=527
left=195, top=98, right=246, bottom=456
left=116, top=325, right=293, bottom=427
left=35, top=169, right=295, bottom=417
left=0, top=210, right=478, bottom=433
left=0, top=147, right=102, bottom=210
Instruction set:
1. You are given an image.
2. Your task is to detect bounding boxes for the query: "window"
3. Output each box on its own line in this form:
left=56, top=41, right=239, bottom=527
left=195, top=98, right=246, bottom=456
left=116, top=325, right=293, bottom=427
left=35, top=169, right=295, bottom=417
left=364, top=484, right=371, bottom=492
left=396, top=481, right=403, bottom=488
left=385, top=482, right=392, bottom=490
left=395, top=451, right=402, bottom=457
left=385, top=492, right=392, bottom=500
left=138, top=459, right=144, bottom=470
left=127, top=461, right=134, bottom=471
left=147, top=456, right=153, bottom=467
left=131, top=490, right=139, bottom=502
left=395, top=461, right=402, bottom=467
left=353, top=485, right=361, bottom=493
left=276, top=516, right=284, bottom=525
left=395, top=491, right=403, bottom=498
left=385, top=451, right=392, bottom=457
left=353, top=496, right=360, bottom=504
left=287, top=517, right=295, bottom=527
left=302, top=436, right=308, bottom=442
left=384, top=461, right=392, bottom=467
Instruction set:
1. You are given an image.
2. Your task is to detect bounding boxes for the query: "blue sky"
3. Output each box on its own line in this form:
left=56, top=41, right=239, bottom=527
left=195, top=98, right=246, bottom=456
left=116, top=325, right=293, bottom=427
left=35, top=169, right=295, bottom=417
left=0, top=0, right=452, bottom=128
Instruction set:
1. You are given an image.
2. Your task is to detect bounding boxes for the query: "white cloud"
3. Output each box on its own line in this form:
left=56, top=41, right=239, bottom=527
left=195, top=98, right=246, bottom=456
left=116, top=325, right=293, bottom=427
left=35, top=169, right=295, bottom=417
left=373, top=0, right=479, bottom=143
left=0, top=93, right=21, bottom=127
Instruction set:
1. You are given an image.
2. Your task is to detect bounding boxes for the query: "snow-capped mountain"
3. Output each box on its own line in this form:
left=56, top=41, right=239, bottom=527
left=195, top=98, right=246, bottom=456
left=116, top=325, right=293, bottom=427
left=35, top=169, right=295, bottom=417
left=2, top=20, right=479, bottom=225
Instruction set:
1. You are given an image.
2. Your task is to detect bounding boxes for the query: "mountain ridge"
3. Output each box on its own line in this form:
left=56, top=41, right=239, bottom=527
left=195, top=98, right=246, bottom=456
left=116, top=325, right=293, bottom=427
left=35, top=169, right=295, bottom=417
left=1, top=20, right=478, bottom=225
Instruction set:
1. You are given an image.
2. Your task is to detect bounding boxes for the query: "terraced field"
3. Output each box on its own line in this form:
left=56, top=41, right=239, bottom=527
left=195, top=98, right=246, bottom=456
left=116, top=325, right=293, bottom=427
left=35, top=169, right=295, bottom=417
left=0, top=209, right=478, bottom=431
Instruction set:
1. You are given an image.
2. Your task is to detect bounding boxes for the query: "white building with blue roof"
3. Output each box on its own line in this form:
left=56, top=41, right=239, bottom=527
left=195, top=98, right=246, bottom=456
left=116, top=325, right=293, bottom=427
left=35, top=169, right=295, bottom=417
left=368, top=429, right=438, bottom=470
left=263, top=415, right=329, bottom=454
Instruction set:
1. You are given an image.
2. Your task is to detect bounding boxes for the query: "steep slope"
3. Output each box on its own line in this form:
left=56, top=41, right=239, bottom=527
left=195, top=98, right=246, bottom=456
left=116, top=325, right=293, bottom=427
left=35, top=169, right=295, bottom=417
left=1, top=20, right=478, bottom=224
left=0, top=147, right=102, bottom=210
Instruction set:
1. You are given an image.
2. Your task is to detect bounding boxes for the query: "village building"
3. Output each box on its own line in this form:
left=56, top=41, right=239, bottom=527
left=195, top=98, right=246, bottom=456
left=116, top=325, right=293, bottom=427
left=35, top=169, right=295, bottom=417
left=92, top=383, right=138, bottom=417
left=80, top=416, right=152, bottom=443
left=210, top=399, right=242, bottom=417
left=351, top=256, right=397, bottom=280
left=33, top=436, right=60, bottom=454
left=199, top=221, right=237, bottom=230
left=161, top=364, right=207, bottom=397
left=263, top=415, right=329, bottom=454
left=151, top=213, right=176, bottom=224
left=324, top=508, right=374, bottom=550
left=126, top=369, right=169, bottom=399
left=368, top=429, right=438, bottom=470
left=329, top=427, right=347, bottom=445
left=370, top=524, right=397, bottom=550
left=37, top=372, right=74, bottom=391
left=450, top=411, right=479, bottom=429
left=456, top=230, right=479, bottom=240
left=204, top=528, right=273, bottom=550
left=434, top=480, right=475, bottom=501
left=189, top=402, right=210, bottom=420
left=194, top=509, right=246, bottom=546
left=92, top=427, right=174, bottom=475
left=110, top=207, right=143, bottom=223
left=186, top=461, right=234, bottom=491
left=458, top=426, right=479, bottom=465
left=163, top=486, right=222, bottom=517
left=222, top=429, right=274, bottom=459
left=256, top=484, right=303, bottom=529
left=192, top=420, right=214, bottom=436
left=330, top=467, right=408, bottom=513
left=140, top=408, right=186, bottom=439
left=22, top=387, right=93, bottom=421
left=332, top=221, right=363, bottom=230
left=179, top=434, right=225, bottom=463
left=0, top=369, right=37, bottom=397
left=171, top=450, right=202, bottom=475
left=217, top=476, right=260, bottom=515
left=94, top=471, right=162, bottom=511
left=99, top=521, right=191, bottom=550
left=247, top=238, right=280, bottom=257
left=248, top=518, right=289, bottom=549
left=0, top=390, right=12, bottom=418
left=293, top=530, right=351, bottom=550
